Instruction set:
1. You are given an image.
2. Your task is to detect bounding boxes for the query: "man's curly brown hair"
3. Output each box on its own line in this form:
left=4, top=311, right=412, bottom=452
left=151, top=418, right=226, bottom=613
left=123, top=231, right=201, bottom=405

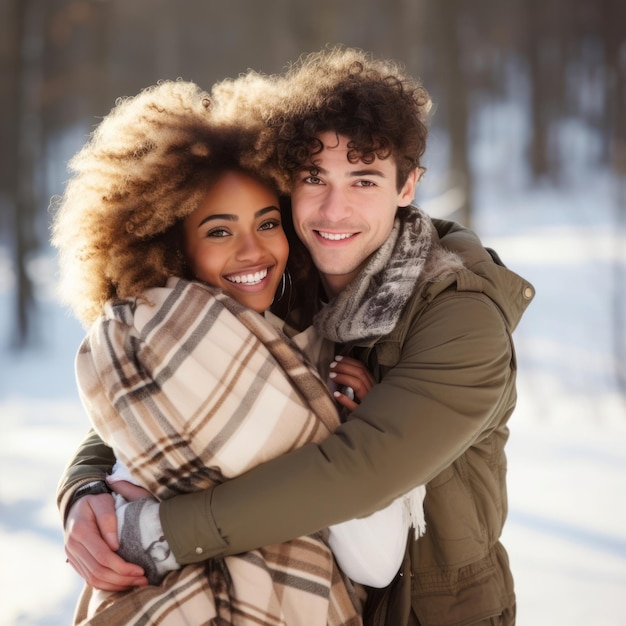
left=268, top=46, right=432, bottom=191
left=51, top=80, right=280, bottom=326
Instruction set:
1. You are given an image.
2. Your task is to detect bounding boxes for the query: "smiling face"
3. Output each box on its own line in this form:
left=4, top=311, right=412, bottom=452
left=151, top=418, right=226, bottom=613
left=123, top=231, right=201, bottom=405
left=182, top=170, right=288, bottom=313
left=291, top=132, right=418, bottom=298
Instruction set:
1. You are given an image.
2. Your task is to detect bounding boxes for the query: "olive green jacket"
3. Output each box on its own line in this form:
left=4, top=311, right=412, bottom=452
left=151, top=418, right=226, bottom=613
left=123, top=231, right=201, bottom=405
left=58, top=219, right=534, bottom=626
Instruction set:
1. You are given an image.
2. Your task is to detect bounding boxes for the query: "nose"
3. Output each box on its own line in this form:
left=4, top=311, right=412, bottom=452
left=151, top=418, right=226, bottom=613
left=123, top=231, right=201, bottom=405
left=235, top=232, right=265, bottom=262
left=319, top=185, right=352, bottom=221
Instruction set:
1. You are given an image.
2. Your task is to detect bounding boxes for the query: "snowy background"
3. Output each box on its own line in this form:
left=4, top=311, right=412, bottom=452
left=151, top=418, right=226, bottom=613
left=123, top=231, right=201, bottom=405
left=1, top=104, right=626, bottom=625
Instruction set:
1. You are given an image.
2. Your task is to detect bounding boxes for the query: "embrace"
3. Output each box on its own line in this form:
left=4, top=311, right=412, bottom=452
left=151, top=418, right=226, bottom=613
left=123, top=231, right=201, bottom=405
left=52, top=46, right=534, bottom=626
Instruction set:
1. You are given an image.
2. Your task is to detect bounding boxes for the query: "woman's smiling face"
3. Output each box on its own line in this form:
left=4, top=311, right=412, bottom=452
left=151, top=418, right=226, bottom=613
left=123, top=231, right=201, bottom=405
left=182, top=170, right=288, bottom=313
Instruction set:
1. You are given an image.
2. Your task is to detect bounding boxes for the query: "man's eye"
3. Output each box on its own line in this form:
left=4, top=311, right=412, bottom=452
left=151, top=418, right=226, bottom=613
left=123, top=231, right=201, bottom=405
left=303, top=175, right=323, bottom=185
left=355, top=180, right=375, bottom=187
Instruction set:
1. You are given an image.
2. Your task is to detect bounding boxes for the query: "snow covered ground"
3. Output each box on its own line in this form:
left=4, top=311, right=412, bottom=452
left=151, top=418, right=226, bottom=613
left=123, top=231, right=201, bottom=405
left=1, top=122, right=625, bottom=623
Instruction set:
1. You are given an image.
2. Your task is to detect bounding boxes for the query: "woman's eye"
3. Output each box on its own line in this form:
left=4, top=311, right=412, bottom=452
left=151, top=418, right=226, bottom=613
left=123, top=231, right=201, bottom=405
left=206, top=227, right=230, bottom=238
left=259, top=219, right=280, bottom=231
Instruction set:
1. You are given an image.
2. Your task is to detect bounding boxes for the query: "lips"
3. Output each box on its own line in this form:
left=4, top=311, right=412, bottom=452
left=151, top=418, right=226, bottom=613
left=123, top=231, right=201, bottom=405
left=316, top=231, right=355, bottom=241
left=225, top=267, right=269, bottom=285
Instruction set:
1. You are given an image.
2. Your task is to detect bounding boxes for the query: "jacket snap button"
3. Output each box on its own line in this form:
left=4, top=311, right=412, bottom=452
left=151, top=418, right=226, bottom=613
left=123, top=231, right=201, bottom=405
left=523, top=286, right=534, bottom=299
left=195, top=547, right=204, bottom=555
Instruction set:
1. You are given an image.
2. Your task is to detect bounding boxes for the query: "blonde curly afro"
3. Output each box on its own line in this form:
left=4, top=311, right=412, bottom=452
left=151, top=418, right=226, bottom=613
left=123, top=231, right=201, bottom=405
left=51, top=79, right=281, bottom=326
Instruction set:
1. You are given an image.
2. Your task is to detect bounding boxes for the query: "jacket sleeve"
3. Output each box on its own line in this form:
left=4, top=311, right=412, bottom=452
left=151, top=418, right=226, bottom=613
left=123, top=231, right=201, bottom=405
left=161, top=291, right=514, bottom=564
left=56, top=428, right=116, bottom=524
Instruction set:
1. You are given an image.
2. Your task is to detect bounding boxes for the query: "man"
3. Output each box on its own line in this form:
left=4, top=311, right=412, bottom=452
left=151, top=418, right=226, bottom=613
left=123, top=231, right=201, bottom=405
left=59, top=47, right=534, bottom=625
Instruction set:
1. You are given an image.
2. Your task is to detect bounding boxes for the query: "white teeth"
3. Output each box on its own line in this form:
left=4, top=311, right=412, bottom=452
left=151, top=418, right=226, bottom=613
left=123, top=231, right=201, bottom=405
left=226, top=268, right=268, bottom=285
left=318, top=231, right=353, bottom=241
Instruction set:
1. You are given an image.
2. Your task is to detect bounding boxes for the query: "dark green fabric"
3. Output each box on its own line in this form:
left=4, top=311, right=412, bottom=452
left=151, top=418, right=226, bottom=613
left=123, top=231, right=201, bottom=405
left=57, top=428, right=115, bottom=524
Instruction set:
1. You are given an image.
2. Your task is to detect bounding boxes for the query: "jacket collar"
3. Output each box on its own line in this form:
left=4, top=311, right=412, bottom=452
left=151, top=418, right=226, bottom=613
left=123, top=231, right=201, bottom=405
left=312, top=210, right=534, bottom=350
left=430, top=219, right=535, bottom=333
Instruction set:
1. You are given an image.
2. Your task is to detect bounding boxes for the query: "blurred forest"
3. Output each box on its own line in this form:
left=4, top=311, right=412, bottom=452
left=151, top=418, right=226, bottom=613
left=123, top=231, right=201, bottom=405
left=1, top=0, right=625, bottom=351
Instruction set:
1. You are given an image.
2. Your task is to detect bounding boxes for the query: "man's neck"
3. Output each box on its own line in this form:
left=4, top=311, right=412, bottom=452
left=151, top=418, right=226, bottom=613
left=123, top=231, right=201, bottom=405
left=319, top=274, right=350, bottom=301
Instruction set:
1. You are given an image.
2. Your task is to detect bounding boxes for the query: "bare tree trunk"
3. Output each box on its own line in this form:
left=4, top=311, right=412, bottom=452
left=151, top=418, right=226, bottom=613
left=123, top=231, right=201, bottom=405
left=602, top=0, right=626, bottom=401
left=0, top=1, right=19, bottom=238
left=430, top=0, right=472, bottom=227
left=526, top=0, right=551, bottom=178
left=154, top=0, right=180, bottom=80
left=526, top=0, right=570, bottom=181
left=612, top=179, right=626, bottom=401
left=12, top=0, right=44, bottom=348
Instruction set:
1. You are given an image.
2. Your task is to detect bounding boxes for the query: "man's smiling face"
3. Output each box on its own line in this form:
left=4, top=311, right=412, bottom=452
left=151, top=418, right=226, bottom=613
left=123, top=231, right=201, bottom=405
left=291, top=131, right=417, bottom=298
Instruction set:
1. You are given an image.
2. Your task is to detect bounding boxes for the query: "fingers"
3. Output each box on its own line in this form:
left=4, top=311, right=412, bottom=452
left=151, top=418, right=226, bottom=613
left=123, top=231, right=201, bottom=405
left=329, top=355, right=375, bottom=403
left=331, top=356, right=376, bottom=387
left=88, top=492, right=121, bottom=551
left=107, top=478, right=152, bottom=502
left=64, top=494, right=148, bottom=591
left=66, top=535, right=148, bottom=591
left=333, top=390, right=360, bottom=412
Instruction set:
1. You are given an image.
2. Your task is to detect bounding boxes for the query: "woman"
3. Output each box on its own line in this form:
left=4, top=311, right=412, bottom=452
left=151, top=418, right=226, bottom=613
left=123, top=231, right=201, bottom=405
left=52, top=79, right=422, bottom=625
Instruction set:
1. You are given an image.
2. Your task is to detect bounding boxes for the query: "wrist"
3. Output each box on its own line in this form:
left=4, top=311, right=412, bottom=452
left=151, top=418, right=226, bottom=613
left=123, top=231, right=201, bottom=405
left=67, top=479, right=112, bottom=512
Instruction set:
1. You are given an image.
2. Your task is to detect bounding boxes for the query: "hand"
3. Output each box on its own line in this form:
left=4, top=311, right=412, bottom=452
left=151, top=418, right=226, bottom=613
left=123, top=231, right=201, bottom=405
left=64, top=493, right=148, bottom=591
left=107, top=477, right=152, bottom=502
left=329, top=355, right=375, bottom=411
left=115, top=495, right=180, bottom=585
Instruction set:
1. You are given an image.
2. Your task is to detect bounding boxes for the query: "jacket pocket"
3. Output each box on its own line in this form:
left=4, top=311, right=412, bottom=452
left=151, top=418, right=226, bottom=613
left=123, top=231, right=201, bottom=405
left=417, top=459, right=488, bottom=567
left=410, top=545, right=514, bottom=626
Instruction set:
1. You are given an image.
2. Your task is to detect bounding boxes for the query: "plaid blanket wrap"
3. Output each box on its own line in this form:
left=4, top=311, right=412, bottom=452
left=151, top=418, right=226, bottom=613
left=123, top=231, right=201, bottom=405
left=73, top=278, right=362, bottom=626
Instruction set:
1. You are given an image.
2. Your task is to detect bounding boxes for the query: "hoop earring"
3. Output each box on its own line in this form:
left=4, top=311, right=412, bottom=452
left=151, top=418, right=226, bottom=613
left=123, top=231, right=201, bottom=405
left=274, top=269, right=291, bottom=303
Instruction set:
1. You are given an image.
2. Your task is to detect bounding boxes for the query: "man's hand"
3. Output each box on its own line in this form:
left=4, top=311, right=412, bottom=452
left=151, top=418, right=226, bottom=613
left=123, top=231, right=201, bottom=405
left=64, top=493, right=148, bottom=591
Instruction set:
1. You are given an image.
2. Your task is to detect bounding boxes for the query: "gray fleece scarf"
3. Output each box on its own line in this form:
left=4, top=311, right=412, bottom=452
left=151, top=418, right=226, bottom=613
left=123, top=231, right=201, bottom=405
left=314, top=206, right=463, bottom=343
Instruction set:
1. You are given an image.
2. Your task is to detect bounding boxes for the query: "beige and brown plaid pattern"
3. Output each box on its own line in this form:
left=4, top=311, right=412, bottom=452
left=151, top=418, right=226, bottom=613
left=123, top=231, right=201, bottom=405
left=73, top=278, right=362, bottom=625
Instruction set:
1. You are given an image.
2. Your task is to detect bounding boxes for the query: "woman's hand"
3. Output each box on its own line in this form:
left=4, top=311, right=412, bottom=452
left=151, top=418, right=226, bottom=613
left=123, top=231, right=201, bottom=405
left=107, top=478, right=152, bottom=502
left=329, top=355, right=375, bottom=412
left=64, top=492, right=148, bottom=591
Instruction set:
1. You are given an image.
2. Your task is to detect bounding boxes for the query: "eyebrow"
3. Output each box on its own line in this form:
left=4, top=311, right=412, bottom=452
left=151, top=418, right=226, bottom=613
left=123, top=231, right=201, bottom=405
left=197, top=205, right=279, bottom=228
left=309, top=165, right=387, bottom=179
left=351, top=169, right=387, bottom=178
